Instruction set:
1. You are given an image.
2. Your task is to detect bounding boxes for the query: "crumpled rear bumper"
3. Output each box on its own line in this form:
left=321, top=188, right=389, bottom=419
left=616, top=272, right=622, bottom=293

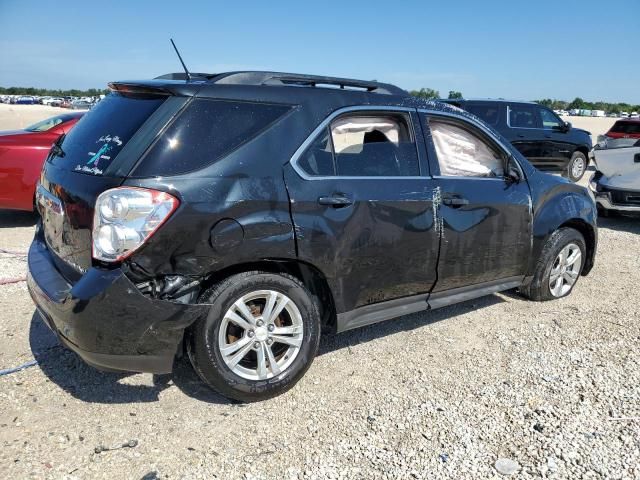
left=27, top=231, right=208, bottom=373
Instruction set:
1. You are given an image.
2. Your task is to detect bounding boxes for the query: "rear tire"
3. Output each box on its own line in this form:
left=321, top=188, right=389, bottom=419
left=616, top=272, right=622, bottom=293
left=566, top=151, right=588, bottom=182
left=519, top=228, right=586, bottom=301
left=187, top=271, right=321, bottom=402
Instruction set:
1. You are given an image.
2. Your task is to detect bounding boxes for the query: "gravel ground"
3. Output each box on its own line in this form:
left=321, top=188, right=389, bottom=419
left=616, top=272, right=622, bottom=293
left=0, top=210, right=639, bottom=479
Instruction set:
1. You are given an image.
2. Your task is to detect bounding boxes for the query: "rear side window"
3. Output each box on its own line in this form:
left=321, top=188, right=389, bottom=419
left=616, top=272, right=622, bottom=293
left=465, top=104, right=500, bottom=126
left=508, top=104, right=540, bottom=129
left=297, top=112, right=419, bottom=177
left=49, top=92, right=165, bottom=175
left=132, top=99, right=292, bottom=177
left=297, top=128, right=335, bottom=176
left=610, top=121, right=640, bottom=134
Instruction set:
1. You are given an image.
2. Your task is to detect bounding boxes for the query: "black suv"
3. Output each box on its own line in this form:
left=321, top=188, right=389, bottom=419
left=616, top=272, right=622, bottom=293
left=28, top=72, right=597, bottom=401
left=444, top=99, right=593, bottom=182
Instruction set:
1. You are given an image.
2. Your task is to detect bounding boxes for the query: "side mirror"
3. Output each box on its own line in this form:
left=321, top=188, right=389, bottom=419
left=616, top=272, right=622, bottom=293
left=563, top=121, right=572, bottom=132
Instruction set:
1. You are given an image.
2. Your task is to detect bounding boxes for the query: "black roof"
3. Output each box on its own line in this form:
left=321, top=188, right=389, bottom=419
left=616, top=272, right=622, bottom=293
left=153, top=71, right=408, bottom=96
left=110, top=71, right=478, bottom=121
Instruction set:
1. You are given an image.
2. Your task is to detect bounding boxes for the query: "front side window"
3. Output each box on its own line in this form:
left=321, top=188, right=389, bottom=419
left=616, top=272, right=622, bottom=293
left=429, top=119, right=505, bottom=178
left=539, top=108, right=563, bottom=129
left=509, top=104, right=540, bottom=129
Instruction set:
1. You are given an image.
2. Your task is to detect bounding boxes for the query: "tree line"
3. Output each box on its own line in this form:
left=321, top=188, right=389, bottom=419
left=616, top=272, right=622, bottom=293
left=0, top=86, right=110, bottom=97
left=409, top=87, right=640, bottom=113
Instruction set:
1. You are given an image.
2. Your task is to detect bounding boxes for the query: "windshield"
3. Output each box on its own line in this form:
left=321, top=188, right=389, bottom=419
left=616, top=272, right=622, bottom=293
left=25, top=115, right=68, bottom=132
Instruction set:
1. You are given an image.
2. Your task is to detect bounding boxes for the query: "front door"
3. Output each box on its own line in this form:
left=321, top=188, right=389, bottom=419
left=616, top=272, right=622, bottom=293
left=538, top=106, right=574, bottom=169
left=284, top=108, right=440, bottom=314
left=422, top=113, right=532, bottom=293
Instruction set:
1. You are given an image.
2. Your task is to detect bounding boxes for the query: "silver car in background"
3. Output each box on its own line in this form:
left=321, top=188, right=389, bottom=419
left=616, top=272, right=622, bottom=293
left=590, top=137, right=640, bottom=215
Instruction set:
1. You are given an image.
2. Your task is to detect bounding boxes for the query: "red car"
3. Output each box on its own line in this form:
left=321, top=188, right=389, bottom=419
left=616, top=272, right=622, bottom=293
left=0, top=112, right=84, bottom=211
left=605, top=119, right=640, bottom=140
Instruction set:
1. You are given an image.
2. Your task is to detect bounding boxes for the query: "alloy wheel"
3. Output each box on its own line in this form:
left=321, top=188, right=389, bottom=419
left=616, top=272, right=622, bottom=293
left=571, top=157, right=585, bottom=180
left=549, top=243, right=582, bottom=297
left=217, top=290, right=304, bottom=380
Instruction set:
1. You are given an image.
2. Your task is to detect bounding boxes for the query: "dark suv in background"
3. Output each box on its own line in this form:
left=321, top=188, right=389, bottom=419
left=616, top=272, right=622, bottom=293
left=28, top=72, right=597, bottom=401
left=445, top=99, right=592, bottom=182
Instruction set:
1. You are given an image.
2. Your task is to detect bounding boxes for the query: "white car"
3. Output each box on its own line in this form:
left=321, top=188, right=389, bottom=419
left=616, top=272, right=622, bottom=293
left=590, top=138, right=640, bottom=215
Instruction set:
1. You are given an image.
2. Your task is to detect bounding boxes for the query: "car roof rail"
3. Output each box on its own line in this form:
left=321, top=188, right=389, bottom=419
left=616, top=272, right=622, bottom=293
left=154, top=72, right=216, bottom=80
left=210, top=71, right=408, bottom=96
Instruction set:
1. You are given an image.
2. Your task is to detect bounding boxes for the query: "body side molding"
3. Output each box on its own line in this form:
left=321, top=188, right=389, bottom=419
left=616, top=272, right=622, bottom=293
left=336, top=276, right=524, bottom=333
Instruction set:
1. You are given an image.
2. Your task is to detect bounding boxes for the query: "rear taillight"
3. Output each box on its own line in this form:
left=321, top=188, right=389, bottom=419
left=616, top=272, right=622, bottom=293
left=92, top=187, right=179, bottom=262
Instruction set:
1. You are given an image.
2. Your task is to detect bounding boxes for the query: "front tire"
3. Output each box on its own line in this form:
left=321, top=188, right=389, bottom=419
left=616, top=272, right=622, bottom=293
left=566, top=151, right=588, bottom=182
left=187, top=271, right=321, bottom=402
left=519, top=227, right=586, bottom=301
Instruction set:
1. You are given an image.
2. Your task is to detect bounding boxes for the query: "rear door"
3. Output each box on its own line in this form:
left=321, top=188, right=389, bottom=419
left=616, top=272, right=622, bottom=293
left=284, top=107, right=440, bottom=314
left=421, top=112, right=532, bottom=293
left=505, top=103, right=544, bottom=164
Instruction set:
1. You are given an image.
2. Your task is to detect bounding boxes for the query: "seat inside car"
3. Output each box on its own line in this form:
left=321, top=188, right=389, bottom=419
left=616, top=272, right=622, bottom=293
left=336, top=130, right=402, bottom=176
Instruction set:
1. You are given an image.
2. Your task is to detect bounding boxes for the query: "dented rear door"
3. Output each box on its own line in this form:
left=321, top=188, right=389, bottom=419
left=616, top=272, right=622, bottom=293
left=284, top=109, right=440, bottom=314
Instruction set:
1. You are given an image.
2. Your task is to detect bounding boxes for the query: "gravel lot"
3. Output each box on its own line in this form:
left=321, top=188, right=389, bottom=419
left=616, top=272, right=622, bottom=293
left=0, top=107, right=638, bottom=479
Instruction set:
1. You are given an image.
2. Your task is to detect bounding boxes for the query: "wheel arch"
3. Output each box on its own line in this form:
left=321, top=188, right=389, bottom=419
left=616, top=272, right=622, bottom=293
left=574, top=145, right=590, bottom=158
left=199, top=259, right=338, bottom=333
left=530, top=190, right=598, bottom=278
left=558, top=218, right=596, bottom=275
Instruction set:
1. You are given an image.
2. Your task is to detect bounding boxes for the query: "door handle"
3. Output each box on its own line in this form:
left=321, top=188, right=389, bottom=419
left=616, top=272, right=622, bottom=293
left=442, top=196, right=469, bottom=207
left=318, top=194, right=353, bottom=207
left=517, top=134, right=525, bottom=138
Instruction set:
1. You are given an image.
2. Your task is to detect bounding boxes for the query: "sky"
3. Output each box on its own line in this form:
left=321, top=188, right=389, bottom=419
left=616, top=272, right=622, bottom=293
left=1, top=0, right=639, bottom=103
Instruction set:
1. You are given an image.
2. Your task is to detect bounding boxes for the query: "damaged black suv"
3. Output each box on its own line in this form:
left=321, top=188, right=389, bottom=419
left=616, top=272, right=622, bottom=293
left=28, top=71, right=597, bottom=401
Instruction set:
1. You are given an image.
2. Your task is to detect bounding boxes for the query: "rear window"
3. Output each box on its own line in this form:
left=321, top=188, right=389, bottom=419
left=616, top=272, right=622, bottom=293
left=465, top=104, right=500, bottom=126
left=132, top=99, right=292, bottom=177
left=508, top=104, right=540, bottom=129
left=49, top=92, right=165, bottom=175
left=610, top=121, right=640, bottom=134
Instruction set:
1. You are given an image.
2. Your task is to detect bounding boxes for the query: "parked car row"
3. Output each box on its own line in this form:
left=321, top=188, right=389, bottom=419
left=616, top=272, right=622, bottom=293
left=562, top=108, right=639, bottom=119
left=0, top=94, right=102, bottom=109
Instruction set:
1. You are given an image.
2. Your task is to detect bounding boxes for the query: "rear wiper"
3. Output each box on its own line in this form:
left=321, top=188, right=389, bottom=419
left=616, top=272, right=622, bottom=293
left=51, top=133, right=66, bottom=158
